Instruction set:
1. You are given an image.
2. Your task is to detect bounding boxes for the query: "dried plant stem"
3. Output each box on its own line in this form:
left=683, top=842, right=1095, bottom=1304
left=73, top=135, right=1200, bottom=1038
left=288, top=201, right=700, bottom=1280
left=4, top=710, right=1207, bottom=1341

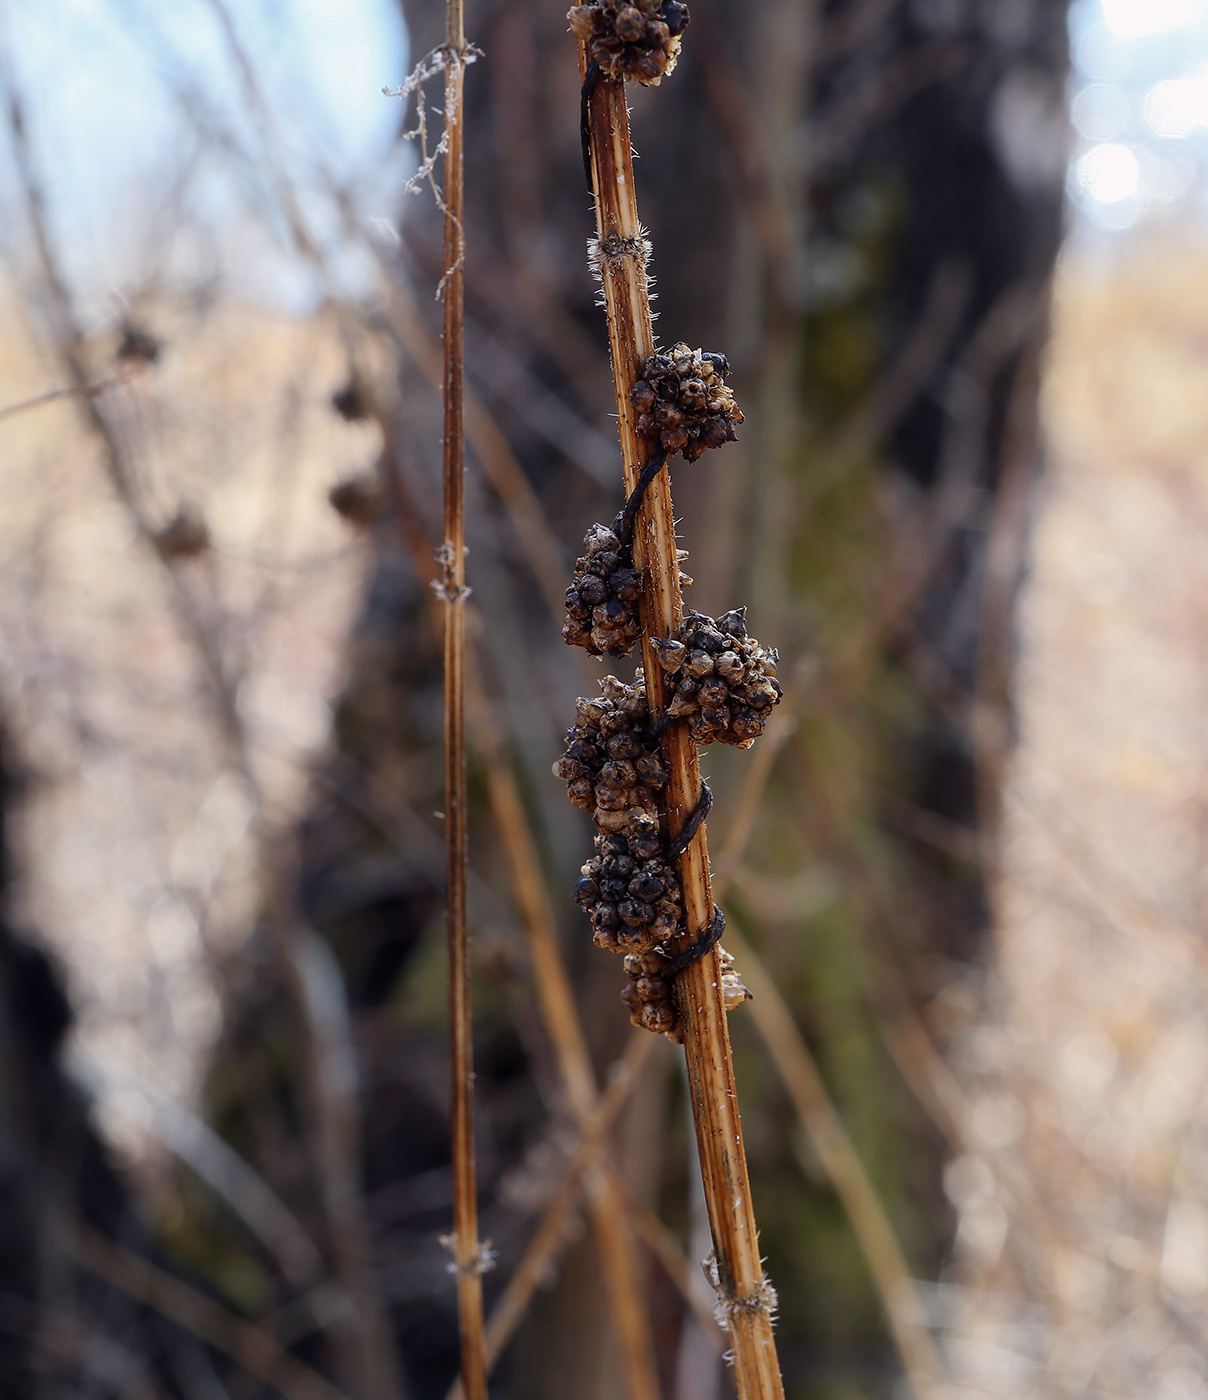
left=379, top=404, right=658, bottom=1399
left=445, top=1032, right=656, bottom=1400
left=581, top=56, right=785, bottom=1400
left=465, top=679, right=661, bottom=1400
left=439, top=7, right=488, bottom=1399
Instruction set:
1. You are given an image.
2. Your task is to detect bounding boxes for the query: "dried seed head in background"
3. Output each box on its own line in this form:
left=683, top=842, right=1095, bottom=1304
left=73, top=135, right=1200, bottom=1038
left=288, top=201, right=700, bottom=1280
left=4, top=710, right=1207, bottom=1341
left=650, top=607, right=782, bottom=747
left=328, top=473, right=385, bottom=527
left=632, top=342, right=743, bottom=462
left=115, top=321, right=162, bottom=366
left=153, top=506, right=210, bottom=560
left=562, top=522, right=644, bottom=657
left=331, top=379, right=371, bottom=422
left=568, top=0, right=689, bottom=86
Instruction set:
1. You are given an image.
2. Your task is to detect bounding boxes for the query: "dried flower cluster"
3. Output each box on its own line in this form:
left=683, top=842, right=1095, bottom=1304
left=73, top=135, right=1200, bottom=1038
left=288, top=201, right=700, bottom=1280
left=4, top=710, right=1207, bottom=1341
left=568, top=0, right=689, bottom=86
left=553, top=674, right=664, bottom=829
left=633, top=343, right=743, bottom=462
left=649, top=609, right=782, bottom=748
left=553, top=675, right=697, bottom=1038
left=577, top=830, right=683, bottom=955
left=562, top=523, right=644, bottom=657
left=621, top=945, right=749, bottom=1042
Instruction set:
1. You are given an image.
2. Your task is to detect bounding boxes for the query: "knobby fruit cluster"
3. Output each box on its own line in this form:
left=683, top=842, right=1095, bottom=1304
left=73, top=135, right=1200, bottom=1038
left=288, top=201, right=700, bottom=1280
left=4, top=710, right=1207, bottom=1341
left=650, top=609, right=781, bottom=748
left=568, top=0, right=689, bottom=86
left=633, top=343, right=744, bottom=462
left=554, top=345, right=779, bottom=1039
left=562, top=524, right=644, bottom=657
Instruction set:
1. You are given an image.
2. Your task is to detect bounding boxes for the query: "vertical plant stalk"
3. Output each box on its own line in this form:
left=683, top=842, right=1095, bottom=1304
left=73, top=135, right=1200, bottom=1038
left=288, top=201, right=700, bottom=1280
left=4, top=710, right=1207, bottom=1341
left=466, top=678, right=661, bottom=1400
left=440, top=8, right=488, bottom=1400
left=581, top=55, right=786, bottom=1400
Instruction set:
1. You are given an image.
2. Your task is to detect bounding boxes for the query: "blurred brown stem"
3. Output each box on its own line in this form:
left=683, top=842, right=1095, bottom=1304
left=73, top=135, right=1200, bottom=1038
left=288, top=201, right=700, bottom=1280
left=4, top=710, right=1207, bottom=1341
left=68, top=1225, right=349, bottom=1400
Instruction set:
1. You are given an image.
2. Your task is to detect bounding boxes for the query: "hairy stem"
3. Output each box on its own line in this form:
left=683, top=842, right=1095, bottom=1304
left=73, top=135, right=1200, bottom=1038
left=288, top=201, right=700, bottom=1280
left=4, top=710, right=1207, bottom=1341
left=580, top=52, right=786, bottom=1400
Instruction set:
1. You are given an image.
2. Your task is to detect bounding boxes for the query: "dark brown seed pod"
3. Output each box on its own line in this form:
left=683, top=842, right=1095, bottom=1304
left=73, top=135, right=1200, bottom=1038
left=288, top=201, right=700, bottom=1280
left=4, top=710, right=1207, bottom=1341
left=568, top=0, right=689, bottom=86
left=577, top=825, right=684, bottom=955
left=650, top=607, right=782, bottom=748
left=328, top=473, right=384, bottom=526
left=562, top=522, right=645, bottom=658
left=631, top=342, right=743, bottom=462
left=552, top=674, right=660, bottom=827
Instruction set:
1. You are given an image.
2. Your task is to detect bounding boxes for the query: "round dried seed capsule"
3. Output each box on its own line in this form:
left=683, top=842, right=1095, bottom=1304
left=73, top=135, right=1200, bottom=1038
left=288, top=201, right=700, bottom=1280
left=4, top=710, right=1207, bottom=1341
left=632, top=341, right=743, bottom=459
left=647, top=608, right=783, bottom=747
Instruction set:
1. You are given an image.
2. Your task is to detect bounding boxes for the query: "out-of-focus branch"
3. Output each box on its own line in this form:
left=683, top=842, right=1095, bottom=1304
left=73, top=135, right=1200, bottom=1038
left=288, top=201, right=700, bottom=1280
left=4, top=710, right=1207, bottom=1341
left=0, top=373, right=130, bottom=423
left=445, top=1032, right=657, bottom=1400
left=68, top=1225, right=350, bottom=1400
left=4, top=73, right=403, bottom=1400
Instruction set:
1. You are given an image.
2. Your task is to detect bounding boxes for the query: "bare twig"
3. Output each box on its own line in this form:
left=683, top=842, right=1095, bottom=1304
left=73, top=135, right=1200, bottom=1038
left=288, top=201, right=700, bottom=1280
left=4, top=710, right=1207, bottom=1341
left=580, top=50, right=785, bottom=1400
left=5, top=71, right=403, bottom=1400
left=437, top=6, right=488, bottom=1398
left=0, top=373, right=131, bottom=423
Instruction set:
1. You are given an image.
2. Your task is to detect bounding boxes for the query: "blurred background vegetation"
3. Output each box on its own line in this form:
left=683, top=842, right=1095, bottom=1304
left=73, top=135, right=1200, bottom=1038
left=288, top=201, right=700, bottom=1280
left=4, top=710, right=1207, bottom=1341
left=6, top=0, right=1208, bottom=1397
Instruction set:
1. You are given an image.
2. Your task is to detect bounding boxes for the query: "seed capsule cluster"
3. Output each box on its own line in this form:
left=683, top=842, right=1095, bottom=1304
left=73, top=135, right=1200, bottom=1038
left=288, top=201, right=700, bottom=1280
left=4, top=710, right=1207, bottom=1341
left=552, top=674, right=665, bottom=831
left=553, top=674, right=692, bottom=1037
left=650, top=608, right=782, bottom=748
left=632, top=343, right=744, bottom=463
left=568, top=0, right=689, bottom=86
left=576, top=829, right=684, bottom=956
left=562, top=523, right=644, bottom=658
left=620, top=944, right=749, bottom=1044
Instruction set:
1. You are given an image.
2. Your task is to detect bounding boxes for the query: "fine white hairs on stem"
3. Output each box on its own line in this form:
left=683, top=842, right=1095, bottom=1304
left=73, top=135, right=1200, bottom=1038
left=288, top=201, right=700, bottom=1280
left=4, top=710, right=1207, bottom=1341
left=384, top=43, right=482, bottom=215
left=704, top=1253, right=780, bottom=1337
left=440, top=1233, right=498, bottom=1276
left=587, top=232, right=656, bottom=312
left=432, top=540, right=472, bottom=603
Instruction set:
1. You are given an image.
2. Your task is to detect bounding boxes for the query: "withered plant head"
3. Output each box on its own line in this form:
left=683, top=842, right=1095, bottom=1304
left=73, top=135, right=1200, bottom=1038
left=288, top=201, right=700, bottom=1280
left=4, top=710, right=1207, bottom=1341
left=116, top=321, right=162, bottom=367
left=331, top=379, right=371, bottom=422
left=632, top=343, right=743, bottom=461
left=651, top=608, right=782, bottom=747
left=562, top=522, right=644, bottom=657
left=328, top=473, right=384, bottom=527
left=153, top=506, right=209, bottom=560
left=568, top=0, right=689, bottom=85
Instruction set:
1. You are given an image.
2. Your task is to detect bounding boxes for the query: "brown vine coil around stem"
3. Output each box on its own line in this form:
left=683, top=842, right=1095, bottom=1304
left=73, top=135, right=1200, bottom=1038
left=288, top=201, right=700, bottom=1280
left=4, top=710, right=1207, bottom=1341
left=578, top=37, right=786, bottom=1400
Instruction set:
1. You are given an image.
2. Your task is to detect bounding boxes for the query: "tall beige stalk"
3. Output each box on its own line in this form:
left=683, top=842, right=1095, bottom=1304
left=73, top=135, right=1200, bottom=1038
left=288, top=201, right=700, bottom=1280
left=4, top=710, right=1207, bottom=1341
left=580, top=50, right=786, bottom=1400
left=440, top=7, right=488, bottom=1399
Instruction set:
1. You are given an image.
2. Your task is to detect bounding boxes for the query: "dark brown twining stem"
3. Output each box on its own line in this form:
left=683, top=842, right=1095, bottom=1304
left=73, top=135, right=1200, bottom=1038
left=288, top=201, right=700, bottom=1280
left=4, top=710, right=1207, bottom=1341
left=580, top=50, right=787, bottom=1400
left=440, top=6, right=488, bottom=1399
